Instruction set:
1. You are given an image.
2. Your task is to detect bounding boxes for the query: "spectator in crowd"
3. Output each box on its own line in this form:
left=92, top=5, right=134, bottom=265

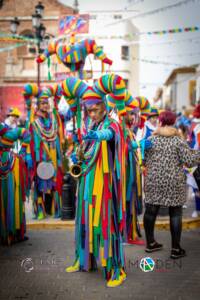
left=143, top=110, right=200, bottom=259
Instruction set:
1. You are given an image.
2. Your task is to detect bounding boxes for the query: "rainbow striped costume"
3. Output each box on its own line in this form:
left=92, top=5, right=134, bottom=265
left=23, top=84, right=65, bottom=219
left=125, top=128, right=143, bottom=242
left=62, top=74, right=127, bottom=281
left=0, top=124, right=30, bottom=245
left=74, top=117, right=126, bottom=278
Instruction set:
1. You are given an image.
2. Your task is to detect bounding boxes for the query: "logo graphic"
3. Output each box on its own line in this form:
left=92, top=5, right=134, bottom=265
left=140, top=257, right=155, bottom=272
left=21, top=258, right=34, bottom=273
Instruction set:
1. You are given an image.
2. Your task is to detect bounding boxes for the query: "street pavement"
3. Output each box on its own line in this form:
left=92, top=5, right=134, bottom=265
left=0, top=228, right=200, bottom=300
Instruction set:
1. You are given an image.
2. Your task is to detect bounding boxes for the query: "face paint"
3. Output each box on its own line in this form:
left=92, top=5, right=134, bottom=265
left=38, top=101, right=50, bottom=113
left=86, top=103, right=106, bottom=123
left=125, top=111, right=139, bottom=127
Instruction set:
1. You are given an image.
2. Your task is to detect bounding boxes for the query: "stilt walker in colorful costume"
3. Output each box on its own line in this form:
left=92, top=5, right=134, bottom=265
left=62, top=74, right=127, bottom=287
left=107, top=93, right=151, bottom=245
left=0, top=122, right=30, bottom=245
left=23, top=84, right=64, bottom=220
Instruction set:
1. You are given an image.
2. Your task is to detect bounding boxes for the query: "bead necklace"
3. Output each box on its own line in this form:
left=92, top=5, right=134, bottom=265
left=34, top=113, right=58, bottom=142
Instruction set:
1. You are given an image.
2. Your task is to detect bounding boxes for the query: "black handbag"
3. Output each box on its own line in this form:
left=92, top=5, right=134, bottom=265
left=193, top=165, right=200, bottom=190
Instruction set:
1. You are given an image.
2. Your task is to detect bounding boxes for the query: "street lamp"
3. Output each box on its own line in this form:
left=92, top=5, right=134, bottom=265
left=32, top=2, right=46, bottom=87
left=73, top=0, right=79, bottom=14
left=10, top=17, right=20, bottom=34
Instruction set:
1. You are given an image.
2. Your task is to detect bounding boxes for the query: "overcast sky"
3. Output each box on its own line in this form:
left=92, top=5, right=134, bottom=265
left=59, top=0, right=200, bottom=100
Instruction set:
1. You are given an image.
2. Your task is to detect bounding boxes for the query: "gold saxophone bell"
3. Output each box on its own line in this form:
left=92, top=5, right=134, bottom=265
left=69, top=162, right=82, bottom=178
left=69, top=143, right=84, bottom=178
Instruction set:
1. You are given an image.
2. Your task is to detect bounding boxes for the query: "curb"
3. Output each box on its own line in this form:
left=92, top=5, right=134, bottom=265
left=27, top=217, right=200, bottom=230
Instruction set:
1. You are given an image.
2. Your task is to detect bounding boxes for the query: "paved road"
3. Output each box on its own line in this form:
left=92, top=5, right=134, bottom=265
left=0, top=228, right=200, bottom=300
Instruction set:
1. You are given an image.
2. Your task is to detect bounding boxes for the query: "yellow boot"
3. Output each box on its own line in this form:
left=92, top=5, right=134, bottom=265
left=120, top=268, right=127, bottom=281
left=107, top=269, right=125, bottom=288
left=66, top=260, right=80, bottom=273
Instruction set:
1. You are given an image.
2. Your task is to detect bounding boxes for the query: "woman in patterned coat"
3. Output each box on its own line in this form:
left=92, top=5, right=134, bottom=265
left=143, top=110, right=200, bottom=259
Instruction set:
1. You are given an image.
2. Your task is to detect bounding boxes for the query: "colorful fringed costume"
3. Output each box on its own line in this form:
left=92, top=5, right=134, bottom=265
left=62, top=74, right=127, bottom=286
left=124, top=127, right=143, bottom=243
left=0, top=124, right=30, bottom=245
left=189, top=105, right=200, bottom=215
left=107, top=92, right=144, bottom=244
left=37, top=38, right=112, bottom=78
left=23, top=84, right=64, bottom=219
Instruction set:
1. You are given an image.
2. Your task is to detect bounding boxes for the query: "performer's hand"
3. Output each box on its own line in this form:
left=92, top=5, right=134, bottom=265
left=83, top=129, right=113, bottom=141
left=70, top=152, right=78, bottom=164
left=83, top=130, right=98, bottom=140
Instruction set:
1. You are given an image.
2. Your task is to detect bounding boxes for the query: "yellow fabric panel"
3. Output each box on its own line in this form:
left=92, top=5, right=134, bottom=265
left=136, top=166, right=141, bottom=197
left=30, top=106, right=35, bottom=123
left=132, top=196, right=137, bottom=239
left=38, top=196, right=43, bottom=204
left=100, top=246, right=106, bottom=267
left=13, top=157, right=20, bottom=229
left=102, top=141, right=109, bottom=173
left=93, top=160, right=103, bottom=227
left=93, top=159, right=101, bottom=196
left=50, top=147, right=57, bottom=169
left=74, top=51, right=79, bottom=62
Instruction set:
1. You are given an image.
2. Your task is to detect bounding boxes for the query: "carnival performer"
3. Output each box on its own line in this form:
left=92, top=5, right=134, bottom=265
left=0, top=122, right=30, bottom=245
left=23, top=84, right=64, bottom=220
left=140, top=106, right=159, bottom=139
left=123, top=106, right=144, bottom=245
left=107, top=93, right=152, bottom=245
left=3, top=107, right=21, bottom=129
left=189, top=104, right=200, bottom=218
left=62, top=74, right=127, bottom=287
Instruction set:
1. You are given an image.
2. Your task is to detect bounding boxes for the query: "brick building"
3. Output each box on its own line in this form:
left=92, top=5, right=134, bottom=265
left=0, top=0, right=74, bottom=119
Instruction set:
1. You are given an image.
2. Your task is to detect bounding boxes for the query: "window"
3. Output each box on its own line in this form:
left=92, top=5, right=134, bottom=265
left=113, top=14, right=122, bottom=19
left=189, top=80, right=196, bottom=106
left=121, top=46, right=129, bottom=61
left=90, top=15, right=97, bottom=20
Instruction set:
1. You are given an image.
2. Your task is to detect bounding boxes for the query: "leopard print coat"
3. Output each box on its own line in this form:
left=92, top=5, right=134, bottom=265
left=144, top=135, right=200, bottom=206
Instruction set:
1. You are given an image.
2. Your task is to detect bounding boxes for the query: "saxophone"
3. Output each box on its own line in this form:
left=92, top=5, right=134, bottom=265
left=69, top=144, right=84, bottom=178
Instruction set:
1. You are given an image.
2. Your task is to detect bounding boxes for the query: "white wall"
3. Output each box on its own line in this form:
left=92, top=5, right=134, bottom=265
left=82, top=13, right=139, bottom=94
left=196, top=65, right=200, bottom=103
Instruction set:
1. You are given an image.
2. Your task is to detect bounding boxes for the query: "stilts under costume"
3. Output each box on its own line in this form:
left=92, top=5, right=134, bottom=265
left=62, top=74, right=127, bottom=287
left=23, top=84, right=64, bottom=219
left=0, top=123, right=30, bottom=245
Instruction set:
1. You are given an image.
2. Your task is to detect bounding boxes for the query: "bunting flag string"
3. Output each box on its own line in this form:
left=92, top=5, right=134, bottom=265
left=132, top=56, right=184, bottom=67
left=107, top=0, right=200, bottom=26
left=74, top=30, right=200, bottom=43
left=130, top=0, right=200, bottom=19
left=143, top=51, right=200, bottom=59
left=0, top=33, right=38, bottom=43
left=0, top=43, right=27, bottom=53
